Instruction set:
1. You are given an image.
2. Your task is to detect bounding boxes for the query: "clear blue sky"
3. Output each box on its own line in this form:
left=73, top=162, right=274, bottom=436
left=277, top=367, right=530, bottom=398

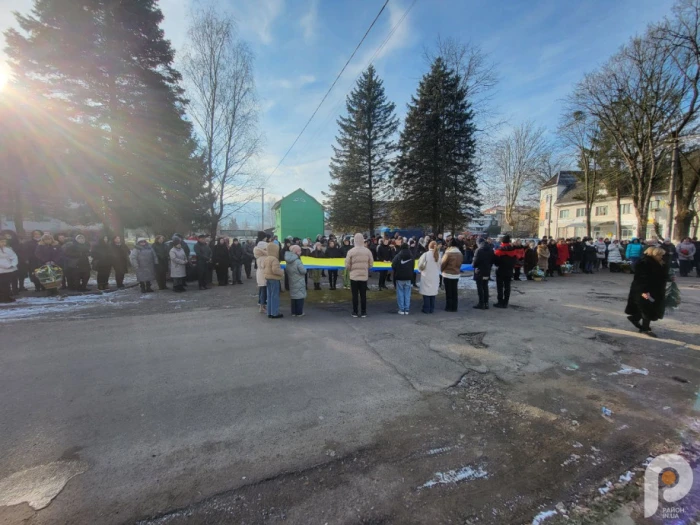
left=0, top=0, right=676, bottom=206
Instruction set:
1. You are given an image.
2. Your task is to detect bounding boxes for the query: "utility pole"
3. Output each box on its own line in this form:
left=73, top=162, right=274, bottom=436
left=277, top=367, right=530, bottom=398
left=259, top=187, right=265, bottom=230
left=666, top=137, right=678, bottom=241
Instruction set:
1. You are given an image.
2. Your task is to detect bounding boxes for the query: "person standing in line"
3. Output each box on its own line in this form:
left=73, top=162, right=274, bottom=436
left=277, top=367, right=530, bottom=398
left=212, top=237, right=230, bottom=286
left=130, top=238, right=156, bottom=293
left=625, top=247, right=668, bottom=338
left=24, top=230, right=45, bottom=292
left=625, top=238, right=643, bottom=272
left=493, top=235, right=518, bottom=309
left=607, top=239, right=623, bottom=272
left=376, top=238, right=392, bottom=290
left=555, top=238, right=570, bottom=276
left=285, top=244, right=307, bottom=317
left=594, top=237, right=607, bottom=271
left=254, top=241, right=268, bottom=313
left=34, top=233, right=62, bottom=296
left=345, top=233, right=373, bottom=318
left=472, top=237, right=494, bottom=310
left=511, top=239, right=524, bottom=281
left=63, top=234, right=92, bottom=291
left=341, top=236, right=352, bottom=289
left=392, top=242, right=415, bottom=315
left=583, top=238, right=597, bottom=274
left=2, top=230, right=26, bottom=294
left=310, top=242, right=325, bottom=290
left=536, top=240, right=550, bottom=279
left=260, top=241, right=284, bottom=319
left=677, top=237, right=696, bottom=277
left=194, top=234, right=212, bottom=290
left=325, top=239, right=343, bottom=290
left=524, top=241, right=538, bottom=280
left=441, top=239, right=463, bottom=312
left=417, top=240, right=440, bottom=314
left=93, top=235, right=113, bottom=290
left=169, top=238, right=188, bottom=293
left=547, top=238, right=558, bottom=277
left=243, top=240, right=254, bottom=279
left=229, top=238, right=244, bottom=285
left=151, top=235, right=169, bottom=290
left=111, top=236, right=130, bottom=289
left=0, top=236, right=18, bottom=303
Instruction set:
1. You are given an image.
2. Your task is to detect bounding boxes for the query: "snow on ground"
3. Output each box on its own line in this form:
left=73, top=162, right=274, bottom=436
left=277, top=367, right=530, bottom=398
left=420, top=465, right=488, bottom=489
left=609, top=365, right=649, bottom=376
left=531, top=509, right=558, bottom=525
left=0, top=292, right=138, bottom=322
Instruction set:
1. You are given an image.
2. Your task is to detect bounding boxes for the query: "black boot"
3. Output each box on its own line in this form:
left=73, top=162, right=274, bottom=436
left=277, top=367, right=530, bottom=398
left=145, top=281, right=154, bottom=293
left=473, top=303, right=485, bottom=309
left=139, top=282, right=146, bottom=293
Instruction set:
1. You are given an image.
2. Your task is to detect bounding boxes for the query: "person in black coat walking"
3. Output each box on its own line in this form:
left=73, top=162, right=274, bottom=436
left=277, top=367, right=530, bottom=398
left=625, top=247, right=668, bottom=337
left=472, top=237, right=494, bottom=309
left=229, top=238, right=244, bottom=285
left=213, top=238, right=231, bottom=285
left=493, top=235, right=519, bottom=308
left=151, top=235, right=169, bottom=290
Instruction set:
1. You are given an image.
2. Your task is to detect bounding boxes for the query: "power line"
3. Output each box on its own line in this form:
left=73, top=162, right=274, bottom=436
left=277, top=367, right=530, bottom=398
left=268, top=0, right=391, bottom=178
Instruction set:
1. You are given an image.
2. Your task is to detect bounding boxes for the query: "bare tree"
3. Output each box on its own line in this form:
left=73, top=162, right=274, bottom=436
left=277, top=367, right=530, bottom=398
left=489, top=121, right=550, bottom=231
left=572, top=32, right=683, bottom=239
left=558, top=110, right=601, bottom=236
left=182, top=7, right=263, bottom=236
left=655, top=0, right=700, bottom=239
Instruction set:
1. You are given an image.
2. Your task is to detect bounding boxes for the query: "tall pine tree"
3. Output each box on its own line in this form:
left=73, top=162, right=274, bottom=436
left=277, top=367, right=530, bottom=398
left=324, top=65, right=398, bottom=233
left=4, top=0, right=206, bottom=233
left=394, top=58, right=480, bottom=234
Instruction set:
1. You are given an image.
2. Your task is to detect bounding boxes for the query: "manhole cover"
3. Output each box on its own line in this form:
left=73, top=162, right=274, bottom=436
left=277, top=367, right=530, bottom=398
left=459, top=332, right=488, bottom=349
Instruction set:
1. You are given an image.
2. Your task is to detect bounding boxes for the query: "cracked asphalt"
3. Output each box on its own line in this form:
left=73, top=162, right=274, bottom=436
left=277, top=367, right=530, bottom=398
left=1, top=274, right=699, bottom=524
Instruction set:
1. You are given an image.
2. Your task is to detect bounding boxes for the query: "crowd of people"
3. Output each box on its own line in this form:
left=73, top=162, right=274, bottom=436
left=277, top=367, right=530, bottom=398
left=0, top=228, right=696, bottom=336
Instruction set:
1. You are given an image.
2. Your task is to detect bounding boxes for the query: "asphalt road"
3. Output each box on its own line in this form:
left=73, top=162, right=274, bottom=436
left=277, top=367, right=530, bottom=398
left=1, top=274, right=699, bottom=524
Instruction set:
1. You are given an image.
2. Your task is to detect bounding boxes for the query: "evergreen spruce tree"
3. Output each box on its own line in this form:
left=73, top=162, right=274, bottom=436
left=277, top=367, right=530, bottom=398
left=4, top=0, right=205, bottom=232
left=324, top=65, right=398, bottom=233
left=394, top=58, right=480, bottom=234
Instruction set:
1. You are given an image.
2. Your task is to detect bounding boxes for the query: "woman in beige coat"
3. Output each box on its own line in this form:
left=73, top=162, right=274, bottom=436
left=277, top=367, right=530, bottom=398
left=537, top=241, right=550, bottom=272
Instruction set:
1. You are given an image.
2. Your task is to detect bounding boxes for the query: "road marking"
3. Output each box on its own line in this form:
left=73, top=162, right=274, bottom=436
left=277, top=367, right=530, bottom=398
left=585, top=326, right=700, bottom=351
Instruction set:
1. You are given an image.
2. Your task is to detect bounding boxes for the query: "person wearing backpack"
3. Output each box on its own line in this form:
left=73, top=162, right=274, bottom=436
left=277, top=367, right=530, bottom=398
left=392, top=243, right=415, bottom=315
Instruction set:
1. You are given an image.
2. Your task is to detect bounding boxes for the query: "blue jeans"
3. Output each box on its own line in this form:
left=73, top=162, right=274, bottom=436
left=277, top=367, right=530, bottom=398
left=266, top=280, right=280, bottom=315
left=396, top=280, right=412, bottom=312
left=291, top=298, right=304, bottom=315
left=258, top=286, right=267, bottom=305
left=422, top=295, right=435, bottom=313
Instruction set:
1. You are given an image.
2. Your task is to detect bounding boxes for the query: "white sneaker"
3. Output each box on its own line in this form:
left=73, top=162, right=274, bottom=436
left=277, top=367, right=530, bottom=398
left=398, top=311, right=404, bottom=315
left=404, top=311, right=409, bottom=315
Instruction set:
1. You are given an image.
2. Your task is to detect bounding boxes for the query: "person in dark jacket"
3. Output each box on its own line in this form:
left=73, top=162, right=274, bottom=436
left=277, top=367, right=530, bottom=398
left=63, top=234, right=91, bottom=291
left=583, top=238, right=597, bottom=274
left=229, top=238, right=244, bottom=285
left=376, top=238, right=392, bottom=290
left=2, top=230, right=26, bottom=294
left=243, top=240, right=254, bottom=279
left=24, top=229, right=44, bottom=291
left=472, top=237, right=494, bottom=309
left=625, top=247, right=668, bottom=337
left=212, top=237, right=231, bottom=285
left=547, top=239, right=559, bottom=277
left=34, top=233, right=62, bottom=296
left=92, top=235, right=113, bottom=290
left=493, top=235, right=519, bottom=308
left=392, top=243, right=414, bottom=314
left=151, top=235, right=169, bottom=290
left=341, top=236, right=352, bottom=289
left=511, top=239, right=525, bottom=281
left=570, top=238, right=583, bottom=273
left=194, top=234, right=212, bottom=290
left=325, top=240, right=343, bottom=290
left=309, top=242, right=325, bottom=290
left=109, top=236, right=130, bottom=288
left=524, top=242, right=538, bottom=279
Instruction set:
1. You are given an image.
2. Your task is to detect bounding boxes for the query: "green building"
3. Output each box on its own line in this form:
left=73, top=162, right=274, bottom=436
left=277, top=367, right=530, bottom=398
left=272, top=188, right=325, bottom=241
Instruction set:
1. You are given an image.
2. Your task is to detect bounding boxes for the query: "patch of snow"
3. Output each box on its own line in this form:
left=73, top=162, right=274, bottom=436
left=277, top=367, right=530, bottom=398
left=617, top=424, right=630, bottom=431
left=426, top=446, right=456, bottom=456
left=0, top=460, right=88, bottom=510
left=618, top=471, right=633, bottom=483
left=561, top=454, right=580, bottom=467
left=598, top=481, right=614, bottom=495
left=0, top=292, right=135, bottom=322
left=532, top=509, right=558, bottom=524
left=609, top=365, right=649, bottom=376
left=420, top=465, right=488, bottom=488
left=572, top=442, right=583, bottom=448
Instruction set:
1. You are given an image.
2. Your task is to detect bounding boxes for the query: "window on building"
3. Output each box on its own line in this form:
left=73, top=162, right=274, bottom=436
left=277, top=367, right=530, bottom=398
left=621, top=228, right=634, bottom=240
left=574, top=227, right=586, bottom=238
left=576, top=208, right=586, bottom=217
left=559, top=209, right=569, bottom=219
left=621, top=203, right=631, bottom=214
left=545, top=194, right=551, bottom=203
left=557, top=227, right=567, bottom=238
left=650, top=200, right=660, bottom=210
left=595, top=206, right=608, bottom=216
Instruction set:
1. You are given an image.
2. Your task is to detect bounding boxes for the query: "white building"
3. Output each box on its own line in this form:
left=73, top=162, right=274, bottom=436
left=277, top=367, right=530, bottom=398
left=538, top=171, right=670, bottom=240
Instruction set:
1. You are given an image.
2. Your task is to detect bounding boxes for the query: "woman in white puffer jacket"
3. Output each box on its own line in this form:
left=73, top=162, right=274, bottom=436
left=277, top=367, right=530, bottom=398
left=607, top=239, right=623, bottom=272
